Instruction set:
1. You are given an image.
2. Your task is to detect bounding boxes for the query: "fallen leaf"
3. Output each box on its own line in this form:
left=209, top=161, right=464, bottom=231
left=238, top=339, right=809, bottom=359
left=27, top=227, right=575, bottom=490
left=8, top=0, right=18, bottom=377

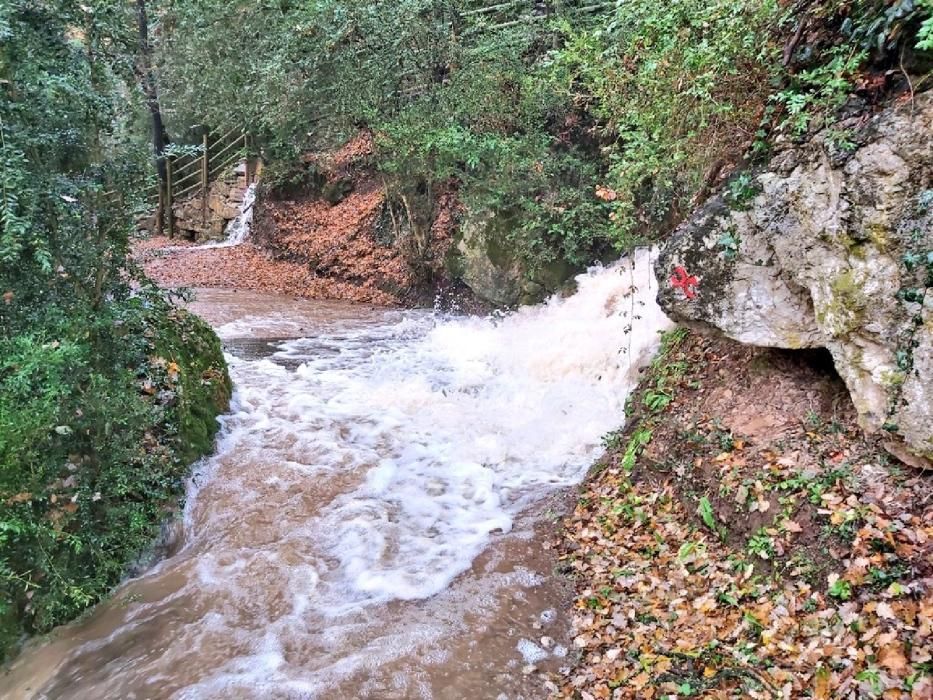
left=876, top=602, right=896, bottom=620
left=878, top=643, right=908, bottom=673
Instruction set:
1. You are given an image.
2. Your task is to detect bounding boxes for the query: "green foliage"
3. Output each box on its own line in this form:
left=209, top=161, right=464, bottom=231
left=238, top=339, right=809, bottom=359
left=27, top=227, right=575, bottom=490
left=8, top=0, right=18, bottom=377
left=773, top=48, right=866, bottom=137
left=0, top=294, right=230, bottom=659
left=920, top=10, right=933, bottom=51
left=718, top=230, right=741, bottom=260
left=677, top=539, right=706, bottom=562
left=725, top=174, right=760, bottom=210
left=746, top=530, right=776, bottom=560
left=697, top=496, right=717, bottom=531
left=154, top=0, right=931, bottom=275
left=828, top=577, right=853, bottom=600
left=0, top=1, right=152, bottom=306
left=772, top=0, right=932, bottom=138
left=0, top=1, right=231, bottom=659
left=621, top=428, right=654, bottom=473
left=643, top=389, right=673, bottom=412
left=552, top=0, right=782, bottom=241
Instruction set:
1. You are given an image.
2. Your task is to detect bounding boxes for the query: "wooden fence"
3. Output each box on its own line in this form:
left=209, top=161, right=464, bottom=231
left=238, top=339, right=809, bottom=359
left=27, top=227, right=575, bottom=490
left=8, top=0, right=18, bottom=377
left=459, top=0, right=617, bottom=35
left=152, top=127, right=256, bottom=238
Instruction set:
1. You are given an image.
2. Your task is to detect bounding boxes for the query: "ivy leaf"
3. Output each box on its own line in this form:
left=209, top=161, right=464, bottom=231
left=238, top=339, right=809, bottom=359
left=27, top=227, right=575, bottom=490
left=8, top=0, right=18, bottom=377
left=697, top=496, right=716, bottom=530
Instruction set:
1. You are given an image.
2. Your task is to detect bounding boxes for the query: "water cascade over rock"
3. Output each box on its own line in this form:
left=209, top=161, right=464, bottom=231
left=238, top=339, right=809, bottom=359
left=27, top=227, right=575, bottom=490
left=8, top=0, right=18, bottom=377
left=6, top=249, right=672, bottom=699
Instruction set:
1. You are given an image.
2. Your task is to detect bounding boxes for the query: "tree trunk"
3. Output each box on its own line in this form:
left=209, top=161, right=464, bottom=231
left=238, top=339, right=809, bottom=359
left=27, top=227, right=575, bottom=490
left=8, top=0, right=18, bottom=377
left=136, top=0, right=171, bottom=234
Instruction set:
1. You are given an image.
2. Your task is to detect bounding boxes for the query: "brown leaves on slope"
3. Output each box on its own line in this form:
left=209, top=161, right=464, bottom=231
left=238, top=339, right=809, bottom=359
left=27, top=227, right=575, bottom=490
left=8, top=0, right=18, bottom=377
left=262, top=177, right=415, bottom=298
left=137, top=131, right=463, bottom=305
left=559, top=472, right=932, bottom=699
left=320, top=129, right=375, bottom=174
left=137, top=238, right=399, bottom=305
left=556, top=334, right=933, bottom=700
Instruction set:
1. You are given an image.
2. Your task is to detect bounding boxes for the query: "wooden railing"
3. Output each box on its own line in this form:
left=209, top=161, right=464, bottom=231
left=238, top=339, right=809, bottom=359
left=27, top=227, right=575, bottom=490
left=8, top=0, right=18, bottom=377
left=460, top=0, right=617, bottom=35
left=152, top=127, right=256, bottom=238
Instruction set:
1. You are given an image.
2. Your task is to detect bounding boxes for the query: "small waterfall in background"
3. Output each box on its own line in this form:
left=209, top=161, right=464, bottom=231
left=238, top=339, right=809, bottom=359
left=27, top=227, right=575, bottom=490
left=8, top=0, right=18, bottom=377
left=191, top=182, right=257, bottom=250
left=222, top=182, right=257, bottom=246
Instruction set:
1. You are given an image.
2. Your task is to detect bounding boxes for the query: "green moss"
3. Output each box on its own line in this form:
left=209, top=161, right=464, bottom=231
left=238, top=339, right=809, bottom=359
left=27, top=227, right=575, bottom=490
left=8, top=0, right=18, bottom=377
left=837, top=232, right=870, bottom=260
left=816, top=270, right=867, bottom=335
left=867, top=224, right=891, bottom=252
left=778, top=331, right=808, bottom=349
left=483, top=213, right=520, bottom=270
left=879, top=370, right=906, bottom=388
left=152, top=309, right=231, bottom=464
left=535, top=257, right=578, bottom=292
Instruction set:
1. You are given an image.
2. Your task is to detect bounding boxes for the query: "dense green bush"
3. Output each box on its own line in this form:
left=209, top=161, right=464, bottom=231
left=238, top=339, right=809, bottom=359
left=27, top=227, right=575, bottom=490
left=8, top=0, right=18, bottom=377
left=1, top=1, right=231, bottom=659
left=0, top=294, right=230, bottom=657
left=550, top=0, right=783, bottom=242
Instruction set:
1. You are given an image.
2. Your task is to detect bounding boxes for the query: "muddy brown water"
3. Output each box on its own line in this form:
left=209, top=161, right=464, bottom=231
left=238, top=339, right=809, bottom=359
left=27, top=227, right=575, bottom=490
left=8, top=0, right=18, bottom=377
left=2, top=253, right=670, bottom=699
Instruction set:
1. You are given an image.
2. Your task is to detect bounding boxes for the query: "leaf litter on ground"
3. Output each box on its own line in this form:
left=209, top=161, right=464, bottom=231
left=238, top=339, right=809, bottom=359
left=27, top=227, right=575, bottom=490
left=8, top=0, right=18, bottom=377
left=553, top=332, right=932, bottom=700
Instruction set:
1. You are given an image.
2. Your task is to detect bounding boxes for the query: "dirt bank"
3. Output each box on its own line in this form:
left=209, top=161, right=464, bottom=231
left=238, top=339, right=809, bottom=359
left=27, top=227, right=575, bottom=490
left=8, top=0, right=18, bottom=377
left=136, top=132, right=473, bottom=308
left=136, top=237, right=402, bottom=305
left=554, top=331, right=932, bottom=699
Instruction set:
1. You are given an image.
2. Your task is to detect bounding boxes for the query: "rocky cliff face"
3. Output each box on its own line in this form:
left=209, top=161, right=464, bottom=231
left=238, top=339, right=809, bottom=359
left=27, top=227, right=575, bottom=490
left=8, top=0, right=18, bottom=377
left=656, top=92, right=933, bottom=462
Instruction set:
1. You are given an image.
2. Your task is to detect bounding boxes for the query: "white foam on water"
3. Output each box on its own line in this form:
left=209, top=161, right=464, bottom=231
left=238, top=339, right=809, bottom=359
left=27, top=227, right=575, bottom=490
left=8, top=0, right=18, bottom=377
left=224, top=249, right=672, bottom=610
left=516, top=639, right=549, bottom=664
left=15, top=248, right=672, bottom=698
left=186, top=248, right=671, bottom=690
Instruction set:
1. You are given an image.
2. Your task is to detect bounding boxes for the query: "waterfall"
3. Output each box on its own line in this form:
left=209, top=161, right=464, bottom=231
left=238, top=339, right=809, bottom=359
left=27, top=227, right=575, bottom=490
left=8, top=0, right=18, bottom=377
left=191, top=182, right=257, bottom=249
left=222, top=183, right=257, bottom=246
left=6, top=249, right=674, bottom=699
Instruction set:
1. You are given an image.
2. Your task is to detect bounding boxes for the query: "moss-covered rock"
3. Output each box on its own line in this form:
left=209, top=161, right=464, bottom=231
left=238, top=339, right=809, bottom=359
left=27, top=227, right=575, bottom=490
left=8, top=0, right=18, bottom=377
left=151, top=307, right=232, bottom=465
left=453, top=206, right=580, bottom=307
left=0, top=296, right=230, bottom=661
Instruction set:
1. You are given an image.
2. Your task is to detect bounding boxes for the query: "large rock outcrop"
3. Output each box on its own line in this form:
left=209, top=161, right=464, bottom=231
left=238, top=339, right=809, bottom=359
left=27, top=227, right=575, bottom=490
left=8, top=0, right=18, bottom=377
left=656, top=92, right=933, bottom=461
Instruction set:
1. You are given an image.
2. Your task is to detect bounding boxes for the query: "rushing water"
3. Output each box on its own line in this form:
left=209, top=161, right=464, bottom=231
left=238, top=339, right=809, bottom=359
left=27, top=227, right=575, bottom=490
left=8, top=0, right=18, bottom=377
left=190, top=183, right=257, bottom=250
left=2, top=250, right=671, bottom=700
left=220, top=183, right=256, bottom=246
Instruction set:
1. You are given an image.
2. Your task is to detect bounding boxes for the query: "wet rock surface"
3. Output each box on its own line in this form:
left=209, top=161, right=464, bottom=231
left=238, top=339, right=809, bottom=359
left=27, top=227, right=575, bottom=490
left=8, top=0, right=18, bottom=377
left=656, top=92, right=933, bottom=461
left=454, top=206, right=579, bottom=307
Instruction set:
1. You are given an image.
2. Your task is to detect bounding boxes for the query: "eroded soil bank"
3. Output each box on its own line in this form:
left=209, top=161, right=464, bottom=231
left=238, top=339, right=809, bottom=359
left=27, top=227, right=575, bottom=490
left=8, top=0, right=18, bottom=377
left=136, top=132, right=466, bottom=309
left=554, top=331, right=932, bottom=699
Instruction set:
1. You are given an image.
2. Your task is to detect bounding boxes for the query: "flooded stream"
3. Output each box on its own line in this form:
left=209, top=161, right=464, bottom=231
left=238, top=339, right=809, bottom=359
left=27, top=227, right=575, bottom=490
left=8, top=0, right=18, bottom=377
left=2, top=250, right=671, bottom=699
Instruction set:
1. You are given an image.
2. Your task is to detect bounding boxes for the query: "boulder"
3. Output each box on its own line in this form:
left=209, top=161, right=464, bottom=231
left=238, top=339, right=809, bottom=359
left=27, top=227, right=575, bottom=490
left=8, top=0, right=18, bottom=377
left=656, top=92, right=933, bottom=461
left=454, top=207, right=578, bottom=306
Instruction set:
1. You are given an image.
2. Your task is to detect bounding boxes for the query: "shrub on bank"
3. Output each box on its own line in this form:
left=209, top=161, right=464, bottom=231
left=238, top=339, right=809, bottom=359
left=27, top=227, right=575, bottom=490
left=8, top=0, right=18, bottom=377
left=0, top=292, right=231, bottom=659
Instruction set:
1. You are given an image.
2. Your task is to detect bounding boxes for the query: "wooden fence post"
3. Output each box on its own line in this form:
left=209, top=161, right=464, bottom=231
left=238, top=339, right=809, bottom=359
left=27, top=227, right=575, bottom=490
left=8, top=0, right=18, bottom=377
left=166, top=156, right=175, bottom=239
left=244, top=132, right=252, bottom=185
left=201, top=131, right=209, bottom=226
left=156, top=183, right=165, bottom=236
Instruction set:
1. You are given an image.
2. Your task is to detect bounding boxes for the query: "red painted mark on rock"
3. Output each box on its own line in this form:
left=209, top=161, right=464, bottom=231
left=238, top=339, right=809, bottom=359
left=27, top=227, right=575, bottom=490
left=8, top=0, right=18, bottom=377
left=670, top=266, right=699, bottom=300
